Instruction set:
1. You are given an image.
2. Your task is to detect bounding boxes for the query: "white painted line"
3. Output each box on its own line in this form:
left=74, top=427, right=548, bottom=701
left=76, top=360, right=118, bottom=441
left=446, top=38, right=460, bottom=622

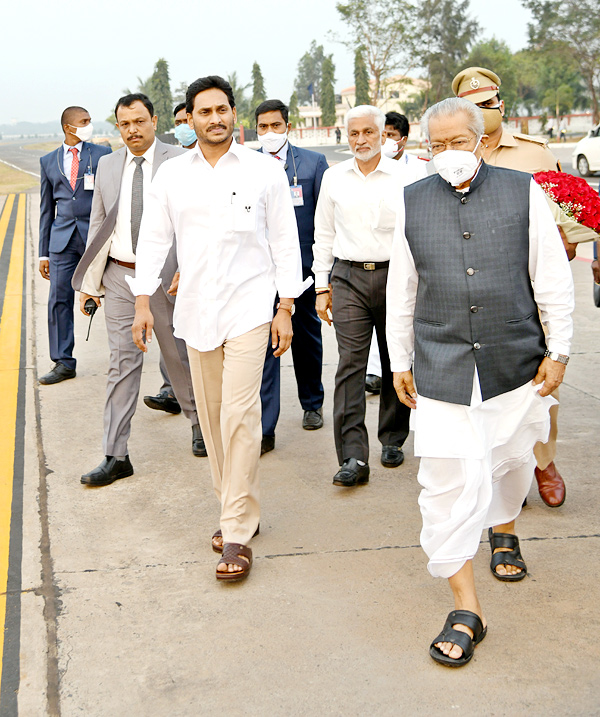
left=0, top=159, right=40, bottom=179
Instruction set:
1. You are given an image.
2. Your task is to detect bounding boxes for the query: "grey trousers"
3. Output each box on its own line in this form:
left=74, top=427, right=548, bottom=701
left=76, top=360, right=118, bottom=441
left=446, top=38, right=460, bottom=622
left=102, top=260, right=198, bottom=457
left=331, top=260, right=410, bottom=464
left=158, top=352, right=172, bottom=395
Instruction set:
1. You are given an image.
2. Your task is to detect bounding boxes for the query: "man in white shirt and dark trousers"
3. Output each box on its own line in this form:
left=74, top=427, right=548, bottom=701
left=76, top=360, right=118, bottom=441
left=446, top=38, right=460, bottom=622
left=387, top=98, right=574, bottom=667
left=365, top=111, right=429, bottom=394
left=130, top=76, right=307, bottom=582
left=313, top=105, right=411, bottom=487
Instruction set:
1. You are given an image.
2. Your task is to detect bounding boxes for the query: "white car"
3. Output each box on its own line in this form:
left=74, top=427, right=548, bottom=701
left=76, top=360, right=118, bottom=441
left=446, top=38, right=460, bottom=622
left=572, top=124, right=600, bottom=176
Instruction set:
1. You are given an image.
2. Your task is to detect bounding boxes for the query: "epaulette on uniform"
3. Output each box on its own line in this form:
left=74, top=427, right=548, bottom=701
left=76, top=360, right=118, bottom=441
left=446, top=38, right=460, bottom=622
left=512, top=132, right=549, bottom=147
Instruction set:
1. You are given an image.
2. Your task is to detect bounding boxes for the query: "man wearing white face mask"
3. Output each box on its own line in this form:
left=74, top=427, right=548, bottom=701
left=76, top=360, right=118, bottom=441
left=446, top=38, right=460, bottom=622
left=387, top=98, right=574, bottom=667
left=255, top=99, right=328, bottom=453
left=38, top=106, right=111, bottom=384
left=453, top=66, right=568, bottom=509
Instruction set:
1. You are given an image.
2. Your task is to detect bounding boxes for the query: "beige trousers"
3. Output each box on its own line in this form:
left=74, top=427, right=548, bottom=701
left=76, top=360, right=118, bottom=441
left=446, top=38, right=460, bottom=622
left=534, top=388, right=558, bottom=470
left=187, top=323, right=270, bottom=545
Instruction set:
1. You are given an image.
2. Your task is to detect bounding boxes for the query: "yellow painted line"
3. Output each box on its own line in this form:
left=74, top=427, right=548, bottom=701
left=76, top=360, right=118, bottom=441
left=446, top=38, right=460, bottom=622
left=0, top=194, right=26, bottom=667
left=0, top=194, right=15, bottom=261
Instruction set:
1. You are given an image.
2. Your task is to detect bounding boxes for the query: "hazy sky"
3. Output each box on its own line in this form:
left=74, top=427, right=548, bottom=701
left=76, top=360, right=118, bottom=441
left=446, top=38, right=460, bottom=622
left=1, top=0, right=531, bottom=126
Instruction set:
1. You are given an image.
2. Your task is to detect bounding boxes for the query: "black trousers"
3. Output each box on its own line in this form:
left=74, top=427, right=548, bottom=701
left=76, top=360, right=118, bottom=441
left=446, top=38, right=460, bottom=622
left=331, top=260, right=410, bottom=464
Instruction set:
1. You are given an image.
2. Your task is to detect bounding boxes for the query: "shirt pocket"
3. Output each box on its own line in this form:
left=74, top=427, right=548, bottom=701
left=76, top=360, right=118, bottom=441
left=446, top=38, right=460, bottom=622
left=373, top=200, right=397, bottom=232
left=231, top=194, right=258, bottom=232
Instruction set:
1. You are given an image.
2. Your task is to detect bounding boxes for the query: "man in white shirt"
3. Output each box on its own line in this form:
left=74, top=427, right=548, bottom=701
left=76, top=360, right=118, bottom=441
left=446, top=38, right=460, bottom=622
left=313, top=105, right=411, bottom=488
left=365, top=111, right=429, bottom=394
left=386, top=98, right=574, bottom=667
left=129, top=76, right=307, bottom=582
left=72, top=93, right=203, bottom=488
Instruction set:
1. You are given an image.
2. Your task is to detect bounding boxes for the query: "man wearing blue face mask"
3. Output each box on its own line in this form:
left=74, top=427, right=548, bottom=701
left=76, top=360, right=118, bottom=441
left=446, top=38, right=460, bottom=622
left=387, top=97, right=574, bottom=667
left=143, top=102, right=198, bottom=416
left=173, top=102, right=197, bottom=149
left=38, top=106, right=111, bottom=384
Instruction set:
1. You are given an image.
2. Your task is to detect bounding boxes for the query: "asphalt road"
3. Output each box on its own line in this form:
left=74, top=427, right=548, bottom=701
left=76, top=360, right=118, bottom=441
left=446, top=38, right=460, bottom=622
left=1, top=138, right=597, bottom=192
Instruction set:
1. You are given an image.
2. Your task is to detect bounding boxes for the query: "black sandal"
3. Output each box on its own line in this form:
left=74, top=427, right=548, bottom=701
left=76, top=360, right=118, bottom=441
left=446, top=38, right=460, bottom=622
left=488, top=528, right=527, bottom=582
left=429, top=610, right=487, bottom=667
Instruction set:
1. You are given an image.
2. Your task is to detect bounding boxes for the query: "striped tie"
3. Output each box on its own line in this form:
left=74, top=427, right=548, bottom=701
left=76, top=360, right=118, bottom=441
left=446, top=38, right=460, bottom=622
left=131, top=157, right=144, bottom=253
left=69, top=147, right=79, bottom=190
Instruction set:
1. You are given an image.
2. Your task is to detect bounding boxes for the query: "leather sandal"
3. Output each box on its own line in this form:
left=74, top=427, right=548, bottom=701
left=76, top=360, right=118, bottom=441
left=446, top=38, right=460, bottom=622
left=488, top=528, right=527, bottom=582
left=216, top=543, right=253, bottom=582
left=429, top=610, right=487, bottom=667
left=212, top=524, right=260, bottom=554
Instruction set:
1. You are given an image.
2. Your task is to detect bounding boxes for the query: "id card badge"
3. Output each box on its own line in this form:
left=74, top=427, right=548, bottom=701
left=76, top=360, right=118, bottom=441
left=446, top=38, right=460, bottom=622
left=290, top=185, right=304, bottom=207
left=84, top=173, right=95, bottom=190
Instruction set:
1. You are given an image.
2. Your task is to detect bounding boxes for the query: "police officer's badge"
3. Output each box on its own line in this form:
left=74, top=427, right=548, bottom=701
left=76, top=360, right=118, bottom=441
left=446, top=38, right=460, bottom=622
left=470, top=77, right=480, bottom=90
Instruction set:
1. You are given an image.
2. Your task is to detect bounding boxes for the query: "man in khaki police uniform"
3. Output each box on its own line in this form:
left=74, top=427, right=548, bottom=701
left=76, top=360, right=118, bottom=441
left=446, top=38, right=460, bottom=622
left=452, top=66, right=566, bottom=509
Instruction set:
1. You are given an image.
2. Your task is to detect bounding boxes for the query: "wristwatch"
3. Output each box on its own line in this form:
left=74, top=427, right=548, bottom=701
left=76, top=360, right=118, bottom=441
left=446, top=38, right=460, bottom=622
left=544, top=349, right=569, bottom=365
left=276, top=302, right=295, bottom=316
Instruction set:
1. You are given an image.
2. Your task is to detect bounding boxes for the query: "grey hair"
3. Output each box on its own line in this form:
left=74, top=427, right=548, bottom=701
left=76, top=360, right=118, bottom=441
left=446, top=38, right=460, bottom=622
left=344, top=105, right=385, bottom=133
left=420, top=98, right=484, bottom=141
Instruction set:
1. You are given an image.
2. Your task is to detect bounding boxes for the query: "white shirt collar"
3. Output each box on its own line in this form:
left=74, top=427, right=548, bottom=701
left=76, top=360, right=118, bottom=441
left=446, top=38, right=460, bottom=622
left=63, top=141, right=83, bottom=157
left=126, top=138, right=156, bottom=166
left=351, top=153, right=396, bottom=178
left=192, top=136, right=242, bottom=167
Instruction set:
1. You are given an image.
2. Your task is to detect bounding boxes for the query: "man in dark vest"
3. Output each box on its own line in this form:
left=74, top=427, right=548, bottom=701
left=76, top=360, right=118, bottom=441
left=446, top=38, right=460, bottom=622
left=386, top=98, right=574, bottom=667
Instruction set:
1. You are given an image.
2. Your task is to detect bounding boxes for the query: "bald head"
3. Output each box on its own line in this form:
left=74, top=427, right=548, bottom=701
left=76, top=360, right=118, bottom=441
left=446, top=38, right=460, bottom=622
left=61, top=106, right=89, bottom=132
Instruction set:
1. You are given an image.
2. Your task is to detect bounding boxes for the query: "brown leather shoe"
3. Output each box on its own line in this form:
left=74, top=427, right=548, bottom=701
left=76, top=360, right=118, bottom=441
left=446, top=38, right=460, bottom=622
left=534, top=462, right=566, bottom=507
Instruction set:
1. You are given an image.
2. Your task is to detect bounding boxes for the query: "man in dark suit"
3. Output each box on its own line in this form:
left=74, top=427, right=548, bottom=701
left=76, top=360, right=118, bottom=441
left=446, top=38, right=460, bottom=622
left=38, top=106, right=111, bottom=384
left=72, top=93, right=204, bottom=487
left=255, top=99, right=328, bottom=454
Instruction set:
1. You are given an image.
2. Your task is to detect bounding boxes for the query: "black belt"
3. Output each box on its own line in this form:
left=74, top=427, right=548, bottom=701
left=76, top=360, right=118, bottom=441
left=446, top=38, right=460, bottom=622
left=109, top=257, right=136, bottom=269
left=338, top=259, right=389, bottom=270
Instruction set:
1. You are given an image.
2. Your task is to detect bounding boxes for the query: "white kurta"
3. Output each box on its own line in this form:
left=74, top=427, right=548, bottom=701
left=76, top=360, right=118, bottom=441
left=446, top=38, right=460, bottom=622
left=386, top=177, right=575, bottom=579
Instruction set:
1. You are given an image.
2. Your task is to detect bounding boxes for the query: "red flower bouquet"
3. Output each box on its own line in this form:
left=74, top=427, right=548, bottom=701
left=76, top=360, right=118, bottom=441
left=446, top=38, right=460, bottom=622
left=534, top=170, right=600, bottom=243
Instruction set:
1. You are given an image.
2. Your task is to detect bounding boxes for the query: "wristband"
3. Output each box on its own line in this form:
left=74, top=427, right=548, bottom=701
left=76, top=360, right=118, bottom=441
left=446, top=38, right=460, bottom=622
left=276, top=302, right=295, bottom=315
left=315, top=289, right=330, bottom=295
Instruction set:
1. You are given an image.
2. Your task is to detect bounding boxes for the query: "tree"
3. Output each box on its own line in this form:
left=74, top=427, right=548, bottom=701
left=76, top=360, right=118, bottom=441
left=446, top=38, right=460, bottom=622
left=354, top=46, right=370, bottom=105
left=415, top=0, right=479, bottom=108
left=295, top=41, right=326, bottom=105
left=335, top=0, right=415, bottom=104
left=320, top=56, right=337, bottom=126
left=251, top=62, right=267, bottom=111
left=465, top=39, right=521, bottom=116
left=227, top=71, right=251, bottom=125
left=172, top=82, right=188, bottom=105
left=148, top=58, right=174, bottom=133
left=523, top=0, right=600, bottom=121
left=289, top=91, right=301, bottom=127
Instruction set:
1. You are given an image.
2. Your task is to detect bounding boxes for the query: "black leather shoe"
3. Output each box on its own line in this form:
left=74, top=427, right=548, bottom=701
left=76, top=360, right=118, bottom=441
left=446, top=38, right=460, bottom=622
left=302, top=408, right=323, bottom=430
left=192, top=424, right=207, bottom=457
left=143, top=390, right=181, bottom=414
left=261, top=435, right=275, bottom=455
left=39, top=362, right=76, bottom=385
left=365, top=374, right=381, bottom=394
left=81, top=456, right=134, bottom=486
left=381, top=445, right=404, bottom=468
left=333, top=458, right=370, bottom=487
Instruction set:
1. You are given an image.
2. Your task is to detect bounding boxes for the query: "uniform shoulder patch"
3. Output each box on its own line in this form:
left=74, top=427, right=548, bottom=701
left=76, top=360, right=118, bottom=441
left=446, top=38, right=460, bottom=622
left=512, top=132, right=549, bottom=147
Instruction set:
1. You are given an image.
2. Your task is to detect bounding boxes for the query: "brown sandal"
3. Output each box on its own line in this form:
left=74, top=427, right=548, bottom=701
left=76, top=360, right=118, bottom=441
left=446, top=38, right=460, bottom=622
left=216, top=543, right=253, bottom=582
left=212, top=525, right=260, bottom=554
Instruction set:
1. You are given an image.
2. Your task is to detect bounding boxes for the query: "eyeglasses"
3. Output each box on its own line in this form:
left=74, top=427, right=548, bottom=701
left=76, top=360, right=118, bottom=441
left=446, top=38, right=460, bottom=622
left=430, top=136, right=476, bottom=155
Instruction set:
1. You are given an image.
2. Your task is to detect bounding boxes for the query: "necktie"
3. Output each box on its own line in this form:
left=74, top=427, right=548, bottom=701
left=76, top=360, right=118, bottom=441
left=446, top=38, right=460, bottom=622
left=69, top=147, right=79, bottom=190
left=131, top=156, right=144, bottom=253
